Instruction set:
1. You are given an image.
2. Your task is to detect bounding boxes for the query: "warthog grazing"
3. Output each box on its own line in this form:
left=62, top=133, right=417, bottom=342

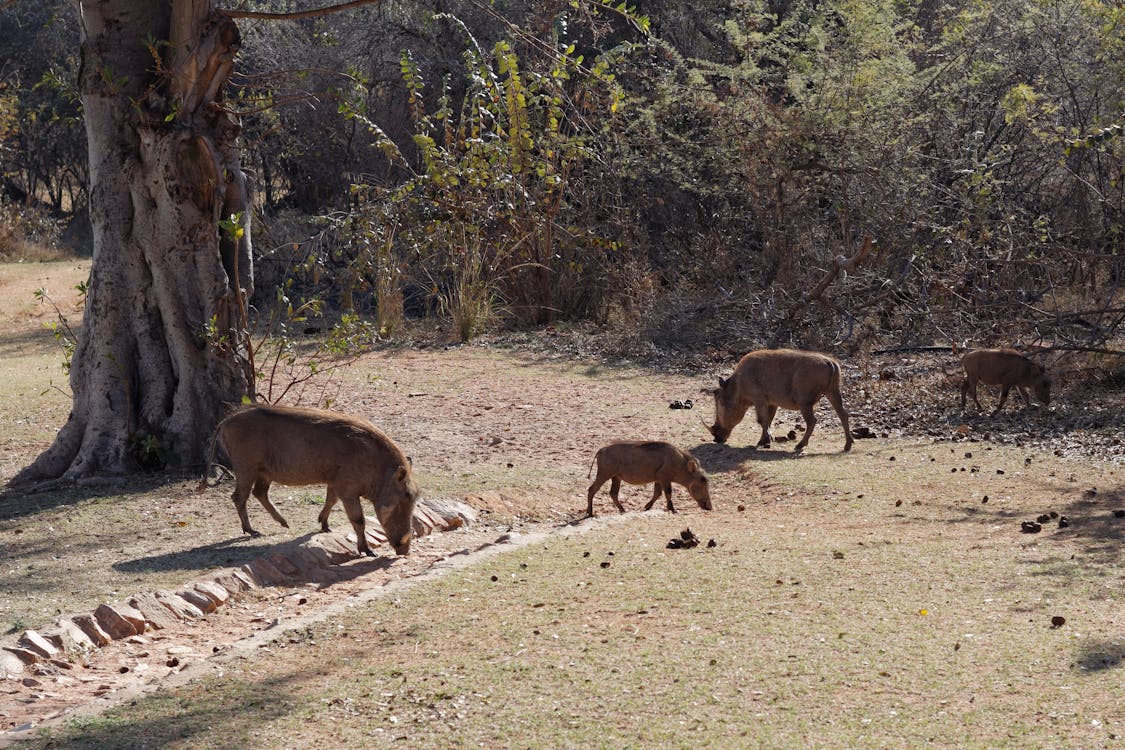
left=586, top=441, right=712, bottom=517
left=201, top=404, right=419, bottom=556
left=961, top=348, right=1051, bottom=415
left=709, top=348, right=853, bottom=453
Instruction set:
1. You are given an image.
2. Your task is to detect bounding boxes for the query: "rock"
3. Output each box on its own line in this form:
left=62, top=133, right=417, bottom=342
left=0, top=649, right=26, bottom=678
left=70, top=613, right=112, bottom=646
left=94, top=604, right=144, bottom=639
left=2, top=646, right=40, bottom=666
left=419, top=497, right=478, bottom=528
left=192, top=580, right=230, bottom=608
left=307, top=534, right=358, bottom=565
left=44, top=618, right=97, bottom=653
left=154, top=591, right=205, bottom=620
left=177, top=588, right=217, bottom=614
left=18, top=630, right=59, bottom=659
left=127, top=593, right=179, bottom=630
left=211, top=569, right=256, bottom=593
left=263, top=553, right=299, bottom=578
left=242, top=557, right=290, bottom=586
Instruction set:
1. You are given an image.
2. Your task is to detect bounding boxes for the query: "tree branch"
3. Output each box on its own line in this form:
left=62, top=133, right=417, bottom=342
left=218, top=0, right=383, bottom=21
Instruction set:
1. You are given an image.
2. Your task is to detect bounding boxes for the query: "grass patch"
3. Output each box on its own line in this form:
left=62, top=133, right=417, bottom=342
left=29, top=475, right=1124, bottom=748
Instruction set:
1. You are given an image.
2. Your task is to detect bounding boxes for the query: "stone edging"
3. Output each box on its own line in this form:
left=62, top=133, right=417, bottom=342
left=0, top=498, right=476, bottom=681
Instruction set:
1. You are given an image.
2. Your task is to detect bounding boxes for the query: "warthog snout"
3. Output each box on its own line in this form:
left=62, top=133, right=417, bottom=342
left=709, top=424, right=730, bottom=444
left=393, top=532, right=412, bottom=556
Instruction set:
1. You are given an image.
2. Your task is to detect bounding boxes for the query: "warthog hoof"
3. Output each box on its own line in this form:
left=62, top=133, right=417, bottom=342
left=246, top=529, right=262, bottom=538
left=361, top=548, right=376, bottom=558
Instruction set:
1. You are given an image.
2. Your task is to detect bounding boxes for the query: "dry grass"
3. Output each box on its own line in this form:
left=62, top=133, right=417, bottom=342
left=23, top=438, right=1125, bottom=749
left=2, top=260, right=1123, bottom=747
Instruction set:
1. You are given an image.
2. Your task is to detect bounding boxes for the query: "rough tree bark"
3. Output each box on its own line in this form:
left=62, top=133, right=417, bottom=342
left=13, top=0, right=253, bottom=484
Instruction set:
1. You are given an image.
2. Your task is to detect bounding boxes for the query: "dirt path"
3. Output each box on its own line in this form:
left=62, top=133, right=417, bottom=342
left=1, top=260, right=1122, bottom=741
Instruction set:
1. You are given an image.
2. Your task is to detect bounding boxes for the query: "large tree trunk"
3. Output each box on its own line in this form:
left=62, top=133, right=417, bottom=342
left=13, top=0, right=253, bottom=484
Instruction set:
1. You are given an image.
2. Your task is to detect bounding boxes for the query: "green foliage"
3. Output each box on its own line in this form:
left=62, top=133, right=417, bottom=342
left=34, top=283, right=86, bottom=375
left=339, top=17, right=639, bottom=336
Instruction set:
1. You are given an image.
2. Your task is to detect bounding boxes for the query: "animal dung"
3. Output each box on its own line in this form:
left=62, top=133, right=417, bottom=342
left=707, top=539, right=717, bottom=548
left=1113, top=510, right=1125, bottom=519
left=1020, top=521, right=1042, bottom=534
left=1057, top=516, right=1070, bottom=529
left=600, top=561, right=611, bottom=569
left=1050, top=615, right=1066, bottom=629
left=667, top=528, right=700, bottom=549
left=668, top=399, right=694, bottom=410
left=1036, top=514, right=1051, bottom=524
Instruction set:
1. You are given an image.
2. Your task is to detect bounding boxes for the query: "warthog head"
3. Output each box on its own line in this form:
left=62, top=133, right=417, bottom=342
left=1033, top=374, right=1052, bottom=406
left=708, top=376, right=737, bottom=444
left=374, top=466, right=420, bottom=555
left=685, top=463, right=713, bottom=510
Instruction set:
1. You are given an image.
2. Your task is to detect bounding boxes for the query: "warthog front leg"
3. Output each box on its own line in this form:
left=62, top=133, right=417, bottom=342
left=754, top=403, right=777, bottom=447
left=992, top=384, right=1013, bottom=416
left=341, top=495, right=375, bottom=557
left=642, top=482, right=676, bottom=513
left=252, top=478, right=290, bottom=529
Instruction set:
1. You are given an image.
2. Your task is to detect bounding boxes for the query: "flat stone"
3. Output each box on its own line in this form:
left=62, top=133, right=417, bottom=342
left=127, top=593, right=179, bottom=630
left=0, top=649, right=26, bottom=678
left=18, top=630, right=59, bottom=659
left=284, top=546, right=334, bottom=572
left=191, top=580, right=230, bottom=608
left=44, top=618, right=97, bottom=653
left=266, top=553, right=300, bottom=577
left=2, top=646, right=39, bottom=666
left=243, top=557, right=289, bottom=586
left=211, top=569, right=255, bottom=594
left=411, top=512, right=436, bottom=538
left=70, top=614, right=112, bottom=646
left=155, top=592, right=204, bottom=620
left=94, top=604, right=142, bottom=640
left=306, top=534, right=356, bottom=564
left=420, top=497, right=477, bottom=528
left=176, top=588, right=217, bottom=614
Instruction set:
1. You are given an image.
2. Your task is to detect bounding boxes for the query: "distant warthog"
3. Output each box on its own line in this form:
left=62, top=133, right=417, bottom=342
left=960, top=348, right=1051, bottom=415
left=709, top=348, right=853, bottom=453
left=200, top=404, right=419, bottom=556
left=586, top=441, right=712, bottom=517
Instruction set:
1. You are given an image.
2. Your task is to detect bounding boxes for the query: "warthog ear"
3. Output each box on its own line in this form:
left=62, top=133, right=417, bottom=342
left=687, top=458, right=700, bottom=473
left=394, top=466, right=409, bottom=482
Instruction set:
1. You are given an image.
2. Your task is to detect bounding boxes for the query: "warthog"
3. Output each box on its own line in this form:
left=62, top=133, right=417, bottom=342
left=201, top=404, right=419, bottom=556
left=709, top=348, right=853, bottom=453
left=586, top=441, right=712, bottom=517
left=961, top=348, right=1051, bottom=415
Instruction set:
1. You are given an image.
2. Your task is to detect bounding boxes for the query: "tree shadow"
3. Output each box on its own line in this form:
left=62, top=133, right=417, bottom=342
left=1072, top=639, right=1125, bottom=673
left=110, top=534, right=277, bottom=575
left=0, top=471, right=196, bottom=523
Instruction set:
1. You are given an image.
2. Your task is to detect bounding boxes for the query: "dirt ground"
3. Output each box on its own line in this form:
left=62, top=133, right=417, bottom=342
left=1, top=260, right=1122, bottom=742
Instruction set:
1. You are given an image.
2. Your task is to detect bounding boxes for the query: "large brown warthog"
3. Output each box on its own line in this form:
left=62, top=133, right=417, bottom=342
left=709, top=348, right=853, bottom=453
left=960, top=348, right=1051, bottom=415
left=586, top=441, right=712, bottom=517
left=201, top=404, right=419, bottom=556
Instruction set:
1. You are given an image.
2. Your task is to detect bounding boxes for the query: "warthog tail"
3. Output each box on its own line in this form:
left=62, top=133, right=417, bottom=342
left=196, top=429, right=233, bottom=492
